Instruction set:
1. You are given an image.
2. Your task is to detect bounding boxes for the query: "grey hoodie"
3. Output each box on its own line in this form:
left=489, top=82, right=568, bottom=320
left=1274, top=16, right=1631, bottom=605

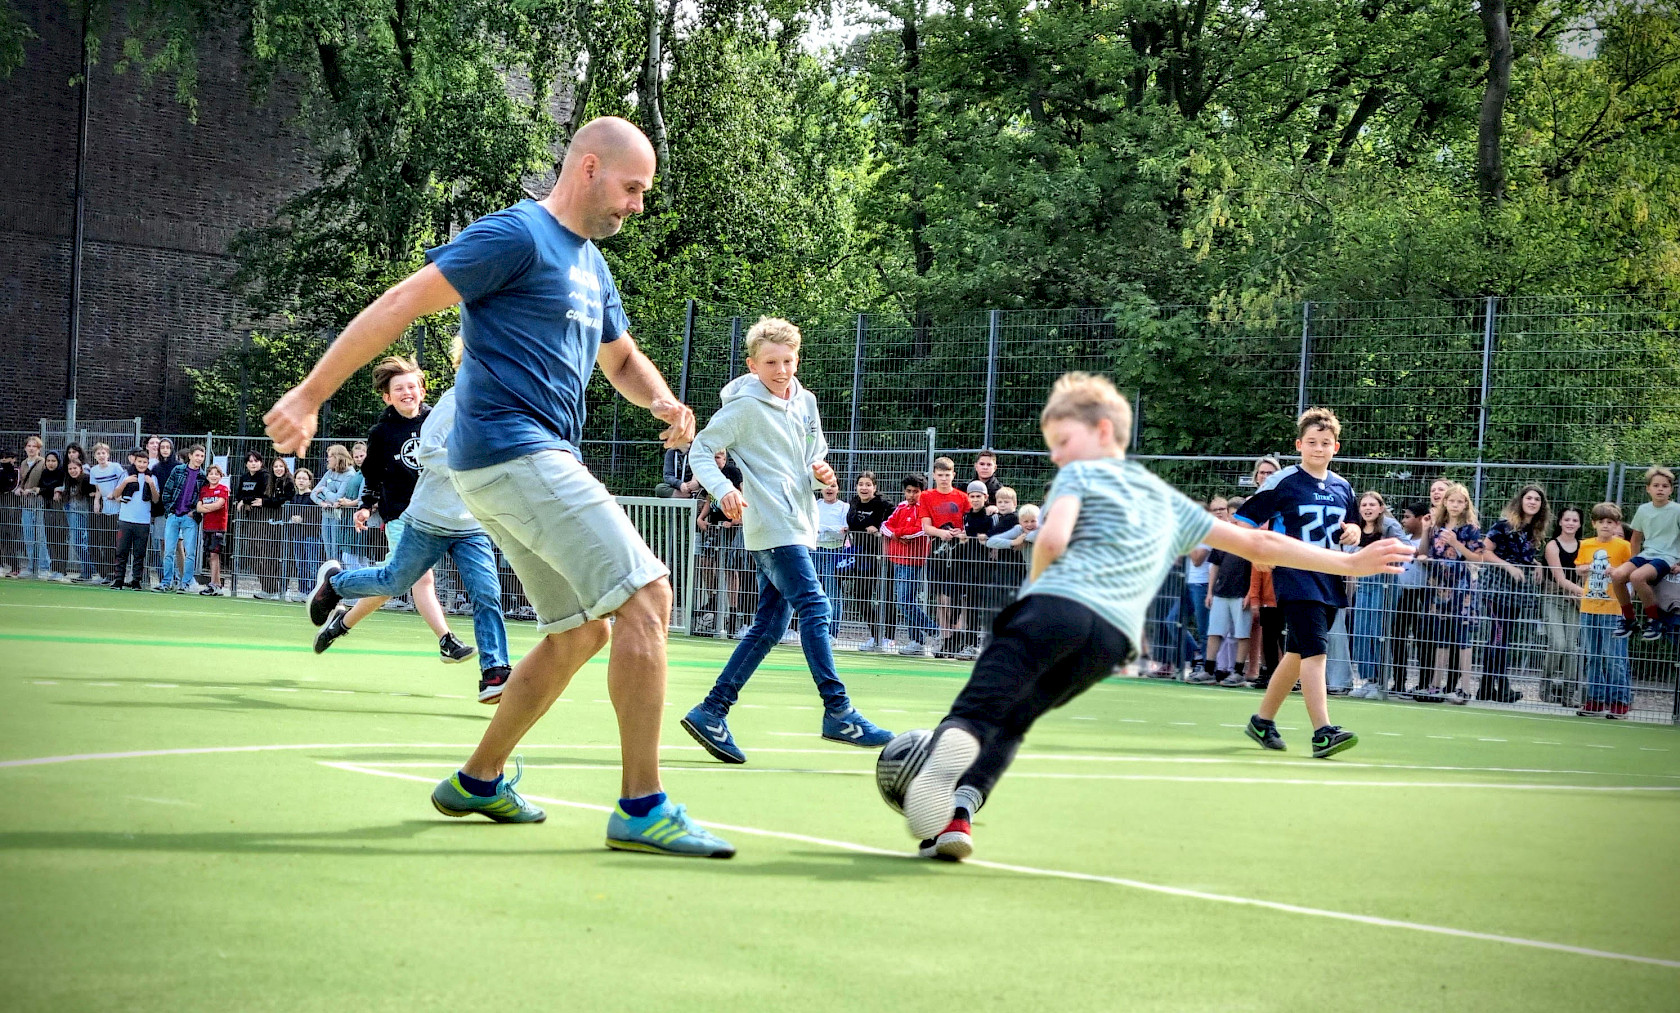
left=689, top=373, right=829, bottom=551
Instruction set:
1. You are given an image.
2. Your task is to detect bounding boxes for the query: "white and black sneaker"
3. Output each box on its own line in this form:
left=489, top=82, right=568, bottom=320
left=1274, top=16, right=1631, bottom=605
left=439, top=633, right=476, bottom=664
left=903, top=723, right=981, bottom=841
left=477, top=665, right=511, bottom=704
left=313, top=608, right=350, bottom=654
left=308, top=560, right=344, bottom=626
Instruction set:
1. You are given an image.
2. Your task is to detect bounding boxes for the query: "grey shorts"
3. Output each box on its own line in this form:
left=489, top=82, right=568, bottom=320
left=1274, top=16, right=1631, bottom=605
left=452, top=450, right=669, bottom=635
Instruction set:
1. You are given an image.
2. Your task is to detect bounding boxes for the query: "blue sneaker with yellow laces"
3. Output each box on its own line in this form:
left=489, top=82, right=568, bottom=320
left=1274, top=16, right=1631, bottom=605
left=430, top=756, right=546, bottom=823
left=606, top=799, right=735, bottom=858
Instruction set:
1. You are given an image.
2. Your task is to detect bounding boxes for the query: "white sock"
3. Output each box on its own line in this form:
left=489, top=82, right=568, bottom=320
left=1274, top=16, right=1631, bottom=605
left=953, top=785, right=984, bottom=816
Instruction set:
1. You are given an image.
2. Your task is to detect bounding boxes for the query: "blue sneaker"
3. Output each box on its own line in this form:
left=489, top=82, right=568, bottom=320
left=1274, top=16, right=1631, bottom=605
left=430, top=756, right=546, bottom=823
left=822, top=706, right=893, bottom=748
left=606, top=799, right=735, bottom=858
left=680, top=705, right=746, bottom=764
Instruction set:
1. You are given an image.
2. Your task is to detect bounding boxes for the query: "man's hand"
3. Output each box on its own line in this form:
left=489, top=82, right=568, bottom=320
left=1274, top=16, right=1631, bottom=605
left=1339, top=522, right=1361, bottom=546
left=354, top=508, right=372, bottom=533
left=720, top=490, right=747, bottom=522
left=265, top=386, right=322, bottom=455
left=1347, top=537, right=1413, bottom=576
left=811, top=461, right=836, bottom=487
left=651, top=398, right=695, bottom=449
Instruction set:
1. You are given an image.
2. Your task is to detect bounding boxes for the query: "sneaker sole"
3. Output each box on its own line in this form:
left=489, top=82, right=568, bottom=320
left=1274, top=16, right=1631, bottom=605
left=1313, top=733, right=1359, bottom=759
left=604, top=837, right=735, bottom=859
left=934, top=829, right=973, bottom=861
left=821, top=732, right=892, bottom=750
left=678, top=715, right=747, bottom=764
left=904, top=726, right=980, bottom=840
left=1243, top=723, right=1286, bottom=751
left=308, top=561, right=342, bottom=626
left=440, top=647, right=476, bottom=665
left=477, top=686, right=505, bottom=705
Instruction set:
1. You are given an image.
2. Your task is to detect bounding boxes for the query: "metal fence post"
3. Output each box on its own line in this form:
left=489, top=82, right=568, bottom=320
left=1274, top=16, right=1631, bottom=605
left=1295, top=301, right=1313, bottom=417
left=413, top=322, right=426, bottom=371
left=237, top=330, right=252, bottom=437
left=727, top=316, right=742, bottom=380
left=982, top=309, right=1000, bottom=450
left=848, top=313, right=866, bottom=479
left=925, top=427, right=936, bottom=477
left=133, top=418, right=142, bottom=445
left=678, top=298, right=696, bottom=404
left=1474, top=295, right=1497, bottom=504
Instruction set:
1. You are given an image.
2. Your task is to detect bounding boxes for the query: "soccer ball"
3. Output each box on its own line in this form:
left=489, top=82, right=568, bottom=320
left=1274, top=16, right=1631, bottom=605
left=875, top=728, right=933, bottom=815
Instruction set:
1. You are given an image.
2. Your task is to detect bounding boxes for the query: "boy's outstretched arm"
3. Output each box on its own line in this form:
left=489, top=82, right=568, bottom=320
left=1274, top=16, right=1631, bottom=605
left=1203, top=519, right=1409, bottom=578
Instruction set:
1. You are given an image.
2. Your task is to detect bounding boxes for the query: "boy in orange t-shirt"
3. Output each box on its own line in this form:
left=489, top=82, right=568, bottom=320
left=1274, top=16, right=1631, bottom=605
left=1576, top=502, right=1633, bottom=717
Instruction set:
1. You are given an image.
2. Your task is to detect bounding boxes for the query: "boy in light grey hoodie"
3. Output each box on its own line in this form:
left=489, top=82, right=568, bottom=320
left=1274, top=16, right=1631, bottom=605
left=679, top=317, right=893, bottom=764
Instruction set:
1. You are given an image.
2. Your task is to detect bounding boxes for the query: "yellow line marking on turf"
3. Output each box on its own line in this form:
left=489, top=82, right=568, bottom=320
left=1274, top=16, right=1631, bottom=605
left=323, top=761, right=1680, bottom=970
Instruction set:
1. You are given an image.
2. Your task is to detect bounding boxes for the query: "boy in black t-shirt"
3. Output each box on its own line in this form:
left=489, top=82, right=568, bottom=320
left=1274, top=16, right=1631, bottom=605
left=844, top=471, right=894, bottom=652
left=694, top=449, right=746, bottom=637
left=1203, top=496, right=1254, bottom=687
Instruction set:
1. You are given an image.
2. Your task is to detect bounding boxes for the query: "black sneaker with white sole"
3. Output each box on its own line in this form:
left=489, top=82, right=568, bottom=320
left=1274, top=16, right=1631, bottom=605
left=308, top=560, right=344, bottom=626
left=903, top=723, right=981, bottom=841
left=1244, top=715, right=1286, bottom=751
left=1311, top=724, right=1359, bottom=759
left=313, top=609, right=350, bottom=654
left=439, top=633, right=476, bottom=664
left=477, top=665, right=511, bottom=704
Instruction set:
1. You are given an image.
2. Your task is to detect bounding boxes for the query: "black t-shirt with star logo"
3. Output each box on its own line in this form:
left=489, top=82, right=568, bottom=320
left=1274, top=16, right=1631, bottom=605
left=361, top=403, right=430, bottom=522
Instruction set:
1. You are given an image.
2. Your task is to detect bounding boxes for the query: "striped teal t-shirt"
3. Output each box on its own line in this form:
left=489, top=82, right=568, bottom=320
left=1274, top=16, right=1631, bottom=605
left=1024, top=456, right=1215, bottom=646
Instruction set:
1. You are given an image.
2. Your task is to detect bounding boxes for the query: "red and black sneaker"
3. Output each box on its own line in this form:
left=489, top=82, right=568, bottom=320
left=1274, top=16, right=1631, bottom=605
left=1577, top=701, right=1605, bottom=717
left=478, top=665, right=511, bottom=705
left=1607, top=702, right=1630, bottom=719
left=918, top=817, right=972, bottom=862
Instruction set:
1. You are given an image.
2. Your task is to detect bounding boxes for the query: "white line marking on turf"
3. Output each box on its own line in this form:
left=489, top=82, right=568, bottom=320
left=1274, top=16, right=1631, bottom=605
left=125, top=795, right=198, bottom=807
left=1427, top=735, right=1454, bottom=740
left=1170, top=722, right=1197, bottom=726
left=1478, top=738, right=1506, bottom=743
left=1640, top=747, right=1670, bottom=752
left=1219, top=723, right=1244, bottom=728
left=1072, top=717, right=1097, bottom=721
left=31, top=680, right=57, bottom=685
left=325, top=761, right=1680, bottom=970
left=321, top=689, right=353, bottom=695
left=1120, top=718, right=1146, bottom=724
left=1586, top=744, right=1615, bottom=749
left=1376, top=732, right=1403, bottom=736
left=359, top=761, right=1679, bottom=793
left=1533, top=741, right=1561, bottom=745
left=144, top=684, right=178, bottom=689
left=266, top=687, right=298, bottom=693
left=89, top=682, right=119, bottom=687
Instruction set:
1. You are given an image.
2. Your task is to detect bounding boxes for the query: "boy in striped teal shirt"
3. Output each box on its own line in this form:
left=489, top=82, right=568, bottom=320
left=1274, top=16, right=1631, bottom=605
left=900, top=374, right=1410, bottom=861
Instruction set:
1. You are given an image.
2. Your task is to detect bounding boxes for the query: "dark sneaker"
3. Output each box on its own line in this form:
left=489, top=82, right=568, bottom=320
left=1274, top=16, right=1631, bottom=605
left=313, top=609, right=350, bottom=654
left=1244, top=715, right=1286, bottom=751
left=821, top=706, right=893, bottom=748
left=1311, top=725, right=1359, bottom=759
left=478, top=665, right=511, bottom=704
left=439, top=633, right=476, bottom=665
left=1607, top=702, right=1630, bottom=719
left=308, top=560, right=344, bottom=626
left=1640, top=619, right=1666, bottom=642
left=680, top=705, right=746, bottom=764
left=1613, top=616, right=1636, bottom=639
left=903, top=724, right=981, bottom=841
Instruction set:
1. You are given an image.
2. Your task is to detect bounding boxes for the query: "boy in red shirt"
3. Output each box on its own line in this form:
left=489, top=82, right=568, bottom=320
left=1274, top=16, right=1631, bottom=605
left=919, top=457, right=969, bottom=654
left=196, top=464, right=231, bottom=595
left=884, top=473, right=938, bottom=655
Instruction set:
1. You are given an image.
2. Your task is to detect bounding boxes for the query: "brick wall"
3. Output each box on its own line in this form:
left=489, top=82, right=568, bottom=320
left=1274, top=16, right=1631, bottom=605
left=0, top=2, right=314, bottom=433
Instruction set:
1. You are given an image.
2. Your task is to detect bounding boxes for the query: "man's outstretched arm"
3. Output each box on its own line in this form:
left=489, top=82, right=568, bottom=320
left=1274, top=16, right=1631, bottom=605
left=264, top=264, right=463, bottom=454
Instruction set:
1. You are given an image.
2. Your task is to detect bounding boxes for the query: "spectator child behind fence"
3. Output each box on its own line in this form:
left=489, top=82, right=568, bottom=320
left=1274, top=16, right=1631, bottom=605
left=1390, top=501, right=1433, bottom=695
left=197, top=465, right=230, bottom=595
left=59, top=459, right=98, bottom=582
left=921, top=457, right=969, bottom=656
left=111, top=449, right=157, bottom=590
left=973, top=450, right=1001, bottom=511
left=1541, top=506, right=1585, bottom=706
left=1203, top=501, right=1254, bottom=688
left=1422, top=481, right=1484, bottom=704
left=1614, top=465, right=1680, bottom=641
left=284, top=469, right=321, bottom=599
left=157, top=444, right=207, bottom=593
left=844, top=471, right=894, bottom=653
left=885, top=473, right=939, bottom=654
left=89, top=443, right=125, bottom=582
left=1577, top=502, right=1633, bottom=718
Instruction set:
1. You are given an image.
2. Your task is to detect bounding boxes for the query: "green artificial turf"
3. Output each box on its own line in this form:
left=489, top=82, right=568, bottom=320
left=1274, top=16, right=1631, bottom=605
left=1, top=580, right=1677, bottom=1012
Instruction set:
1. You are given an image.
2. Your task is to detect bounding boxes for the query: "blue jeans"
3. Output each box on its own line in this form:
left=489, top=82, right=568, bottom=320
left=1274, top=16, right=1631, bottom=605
left=161, top=513, right=200, bottom=588
left=703, top=545, right=850, bottom=713
left=893, top=563, right=937, bottom=645
left=1185, top=583, right=1210, bottom=659
left=1351, top=574, right=1395, bottom=682
left=320, top=515, right=342, bottom=562
left=813, top=546, right=843, bottom=633
left=285, top=523, right=321, bottom=593
left=20, top=504, right=49, bottom=574
left=1580, top=612, right=1631, bottom=706
left=64, top=504, right=94, bottom=578
left=331, top=523, right=508, bottom=670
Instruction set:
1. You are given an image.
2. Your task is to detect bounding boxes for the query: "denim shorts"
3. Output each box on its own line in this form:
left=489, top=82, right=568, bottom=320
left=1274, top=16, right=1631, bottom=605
left=452, top=450, right=668, bottom=635
left=1630, top=555, right=1674, bottom=579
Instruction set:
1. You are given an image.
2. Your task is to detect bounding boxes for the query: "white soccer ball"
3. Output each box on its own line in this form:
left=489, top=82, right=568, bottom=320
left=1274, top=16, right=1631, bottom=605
left=875, top=728, right=934, bottom=815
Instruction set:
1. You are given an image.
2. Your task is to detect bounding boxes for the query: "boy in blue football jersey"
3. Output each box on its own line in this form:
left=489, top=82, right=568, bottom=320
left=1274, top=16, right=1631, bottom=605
left=1233, top=408, right=1362, bottom=758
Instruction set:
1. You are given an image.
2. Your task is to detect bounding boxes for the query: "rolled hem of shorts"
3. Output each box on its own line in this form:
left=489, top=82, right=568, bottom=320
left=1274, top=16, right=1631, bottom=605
left=532, top=560, right=672, bottom=637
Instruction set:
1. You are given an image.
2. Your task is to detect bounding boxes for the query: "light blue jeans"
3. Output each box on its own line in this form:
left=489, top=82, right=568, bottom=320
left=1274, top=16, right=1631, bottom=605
left=813, top=545, right=843, bottom=633
left=1580, top=612, right=1631, bottom=707
left=1351, top=574, right=1396, bottom=682
left=64, top=503, right=95, bottom=579
left=285, top=522, right=321, bottom=593
left=330, top=522, right=509, bottom=670
left=701, top=544, right=849, bottom=714
left=893, top=563, right=937, bottom=645
left=19, top=504, right=49, bottom=574
left=161, top=513, right=200, bottom=589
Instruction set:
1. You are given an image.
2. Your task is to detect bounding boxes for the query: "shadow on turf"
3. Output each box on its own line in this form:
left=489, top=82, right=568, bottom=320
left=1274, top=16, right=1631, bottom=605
left=50, top=693, right=490, bottom=723
left=0, top=820, right=595, bottom=858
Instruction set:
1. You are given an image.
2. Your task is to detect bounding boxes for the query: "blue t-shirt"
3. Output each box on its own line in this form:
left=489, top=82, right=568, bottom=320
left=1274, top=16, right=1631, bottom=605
left=427, top=200, right=630, bottom=471
left=1233, top=464, right=1354, bottom=607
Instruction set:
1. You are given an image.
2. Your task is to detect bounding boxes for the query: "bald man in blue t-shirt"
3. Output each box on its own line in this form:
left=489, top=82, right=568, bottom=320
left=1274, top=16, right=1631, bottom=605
left=264, top=117, right=734, bottom=858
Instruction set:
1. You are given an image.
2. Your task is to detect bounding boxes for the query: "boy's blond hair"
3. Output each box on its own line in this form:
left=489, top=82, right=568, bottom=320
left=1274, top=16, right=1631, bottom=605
left=932, top=456, right=955, bottom=473
left=996, top=485, right=1017, bottom=503
left=1644, top=465, right=1674, bottom=487
left=1040, top=372, right=1132, bottom=451
left=1297, top=406, right=1342, bottom=439
left=1591, top=501, right=1623, bottom=522
left=1019, top=504, right=1040, bottom=522
left=745, top=316, right=802, bottom=358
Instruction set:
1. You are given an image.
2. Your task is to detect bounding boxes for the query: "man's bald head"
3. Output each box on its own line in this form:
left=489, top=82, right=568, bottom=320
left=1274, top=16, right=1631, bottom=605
left=550, top=117, right=656, bottom=239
